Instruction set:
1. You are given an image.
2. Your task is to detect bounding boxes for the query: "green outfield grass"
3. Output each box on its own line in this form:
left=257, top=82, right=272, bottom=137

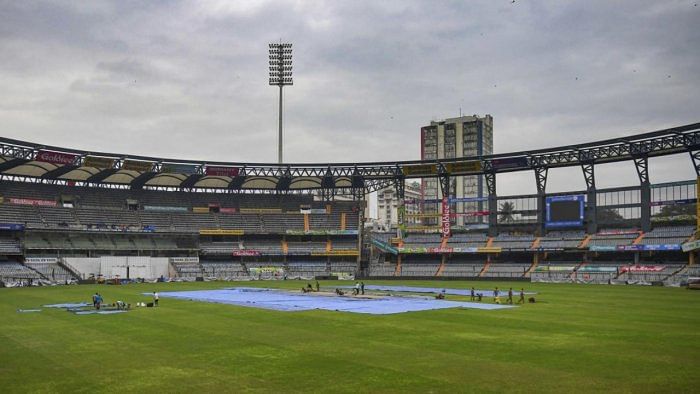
left=1, top=280, right=699, bottom=393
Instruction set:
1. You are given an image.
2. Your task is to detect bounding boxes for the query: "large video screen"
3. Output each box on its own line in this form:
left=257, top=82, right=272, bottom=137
left=546, top=195, right=584, bottom=228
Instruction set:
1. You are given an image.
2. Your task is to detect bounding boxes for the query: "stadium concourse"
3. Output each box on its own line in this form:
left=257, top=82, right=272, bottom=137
left=0, top=125, right=700, bottom=287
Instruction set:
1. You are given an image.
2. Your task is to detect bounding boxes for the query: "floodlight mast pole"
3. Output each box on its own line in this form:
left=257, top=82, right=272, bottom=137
left=269, top=42, right=293, bottom=164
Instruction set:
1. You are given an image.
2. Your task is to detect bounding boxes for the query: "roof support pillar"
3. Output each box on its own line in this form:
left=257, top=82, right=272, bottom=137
left=534, top=166, right=548, bottom=236
left=581, top=162, right=597, bottom=234
left=485, top=171, right=497, bottom=236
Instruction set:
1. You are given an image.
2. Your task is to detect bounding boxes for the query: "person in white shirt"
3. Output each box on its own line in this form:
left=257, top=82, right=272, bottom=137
left=153, top=291, right=159, bottom=306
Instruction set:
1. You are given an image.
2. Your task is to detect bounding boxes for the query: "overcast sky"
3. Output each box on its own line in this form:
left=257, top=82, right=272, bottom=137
left=1, top=0, right=699, bottom=203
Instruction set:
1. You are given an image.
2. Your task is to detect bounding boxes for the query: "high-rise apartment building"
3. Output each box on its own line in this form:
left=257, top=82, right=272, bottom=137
left=420, top=115, right=493, bottom=226
left=377, top=181, right=422, bottom=228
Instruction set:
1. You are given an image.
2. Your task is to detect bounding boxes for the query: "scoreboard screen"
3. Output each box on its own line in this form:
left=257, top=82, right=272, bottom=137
left=546, top=195, right=585, bottom=228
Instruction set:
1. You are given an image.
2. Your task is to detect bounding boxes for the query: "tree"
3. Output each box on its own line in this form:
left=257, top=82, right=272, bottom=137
left=499, top=201, right=515, bottom=223
left=596, top=207, right=624, bottom=223
left=653, top=203, right=696, bottom=218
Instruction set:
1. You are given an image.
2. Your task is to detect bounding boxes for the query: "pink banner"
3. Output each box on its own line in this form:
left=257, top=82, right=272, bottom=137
left=441, top=197, right=451, bottom=238
left=232, top=250, right=261, bottom=256
left=205, top=166, right=240, bottom=177
left=36, top=150, right=78, bottom=165
left=220, top=207, right=237, bottom=214
left=620, top=265, right=665, bottom=273
left=9, top=198, right=57, bottom=207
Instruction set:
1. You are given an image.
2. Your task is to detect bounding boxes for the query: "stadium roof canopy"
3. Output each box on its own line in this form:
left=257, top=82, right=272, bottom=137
left=0, top=122, right=699, bottom=194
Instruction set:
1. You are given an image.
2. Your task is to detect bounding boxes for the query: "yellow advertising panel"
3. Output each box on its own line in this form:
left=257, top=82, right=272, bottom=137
left=199, top=229, right=244, bottom=235
left=83, top=156, right=115, bottom=169
left=476, top=247, right=502, bottom=253
left=122, top=159, right=154, bottom=172
left=445, top=160, right=482, bottom=174
left=402, top=164, right=437, bottom=176
left=192, top=207, right=209, bottom=213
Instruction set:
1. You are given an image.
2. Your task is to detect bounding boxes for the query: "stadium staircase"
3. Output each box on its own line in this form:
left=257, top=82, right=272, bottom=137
left=570, top=261, right=586, bottom=279
left=23, top=263, right=48, bottom=280
left=58, top=259, right=81, bottom=280
left=303, top=214, right=310, bottom=232
left=340, top=213, right=346, bottom=230
left=440, top=237, right=449, bottom=249
left=632, top=232, right=645, bottom=245
left=531, top=237, right=541, bottom=249
left=479, top=260, right=491, bottom=277
left=579, top=235, right=592, bottom=249
left=282, top=240, right=288, bottom=254
left=436, top=255, right=446, bottom=277
left=486, top=237, right=494, bottom=247
left=524, top=254, right=539, bottom=278
left=395, top=256, right=402, bottom=276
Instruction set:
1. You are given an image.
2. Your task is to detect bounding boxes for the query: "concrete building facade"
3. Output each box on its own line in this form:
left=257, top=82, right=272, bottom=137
left=420, top=115, right=493, bottom=226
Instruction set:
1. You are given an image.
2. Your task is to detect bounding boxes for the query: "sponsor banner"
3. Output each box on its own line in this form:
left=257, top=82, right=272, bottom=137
left=220, top=207, right=237, bottom=214
left=490, top=157, right=529, bottom=170
left=578, top=265, right=619, bottom=273
left=682, top=239, right=700, bottom=252
left=9, top=198, right=56, bottom=207
left=83, top=156, right=115, bottom=169
left=170, top=257, right=200, bottom=263
left=398, top=247, right=428, bottom=254
left=534, top=266, right=576, bottom=272
left=311, top=250, right=360, bottom=256
left=445, top=161, right=482, bottom=174
left=84, top=224, right=155, bottom=233
left=122, top=159, right=154, bottom=172
left=161, top=163, right=198, bottom=175
left=651, top=198, right=696, bottom=207
left=451, top=247, right=479, bottom=253
left=285, top=229, right=358, bottom=236
left=249, top=267, right=284, bottom=275
left=25, top=257, right=58, bottom=264
left=310, top=208, right=327, bottom=214
left=143, top=205, right=188, bottom=212
left=199, top=229, right=244, bottom=235
left=240, top=208, right=283, bottom=213
left=619, top=265, right=664, bottom=273
left=428, top=247, right=453, bottom=253
left=404, top=226, right=442, bottom=233
left=35, top=150, right=78, bottom=165
left=652, top=214, right=696, bottom=223
left=397, top=246, right=498, bottom=254
left=597, top=229, right=639, bottom=236
left=402, top=164, right=437, bottom=176
left=0, top=223, right=25, bottom=231
left=205, top=166, right=240, bottom=177
left=232, top=250, right=261, bottom=256
left=589, top=245, right=617, bottom=252
left=192, top=207, right=210, bottom=213
left=590, top=244, right=681, bottom=252
left=476, top=247, right=502, bottom=253
left=441, top=197, right=451, bottom=238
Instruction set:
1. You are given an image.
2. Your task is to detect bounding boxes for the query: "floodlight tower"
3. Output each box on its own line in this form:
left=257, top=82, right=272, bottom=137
left=269, top=42, right=293, bottom=164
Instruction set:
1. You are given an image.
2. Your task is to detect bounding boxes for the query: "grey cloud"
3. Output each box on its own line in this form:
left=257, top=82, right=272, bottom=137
left=0, top=0, right=698, bottom=199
